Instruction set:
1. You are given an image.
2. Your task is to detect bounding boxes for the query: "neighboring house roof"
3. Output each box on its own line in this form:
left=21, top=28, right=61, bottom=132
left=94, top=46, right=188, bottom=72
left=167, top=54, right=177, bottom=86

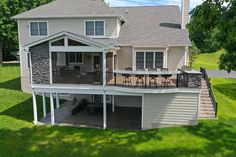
left=12, top=0, right=119, bottom=19
left=112, top=6, right=191, bottom=47
left=24, top=31, right=116, bottom=49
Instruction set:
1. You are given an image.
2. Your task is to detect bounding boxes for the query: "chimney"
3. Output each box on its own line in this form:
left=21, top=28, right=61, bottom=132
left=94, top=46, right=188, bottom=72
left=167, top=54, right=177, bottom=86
left=181, top=0, right=190, bottom=29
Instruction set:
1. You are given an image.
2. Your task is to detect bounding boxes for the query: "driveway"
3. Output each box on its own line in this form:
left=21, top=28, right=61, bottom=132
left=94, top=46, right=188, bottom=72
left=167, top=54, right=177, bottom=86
left=207, top=70, right=236, bottom=78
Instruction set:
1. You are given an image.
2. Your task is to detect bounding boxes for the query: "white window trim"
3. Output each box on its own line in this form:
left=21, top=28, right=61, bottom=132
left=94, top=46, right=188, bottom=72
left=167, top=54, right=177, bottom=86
left=29, top=21, right=49, bottom=37
left=84, top=20, right=106, bottom=38
left=134, top=50, right=165, bottom=69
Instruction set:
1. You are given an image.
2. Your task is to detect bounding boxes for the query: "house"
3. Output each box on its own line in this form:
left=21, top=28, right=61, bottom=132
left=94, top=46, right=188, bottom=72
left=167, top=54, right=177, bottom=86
left=13, top=0, right=215, bottom=130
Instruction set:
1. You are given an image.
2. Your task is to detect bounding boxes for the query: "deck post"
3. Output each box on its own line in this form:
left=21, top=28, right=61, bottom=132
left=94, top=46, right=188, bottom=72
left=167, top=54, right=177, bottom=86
left=56, top=93, right=60, bottom=109
left=103, top=93, right=107, bottom=129
left=32, top=91, right=38, bottom=125
left=103, top=49, right=108, bottom=87
left=112, top=95, right=115, bottom=112
left=42, top=92, right=47, bottom=117
left=50, top=93, right=55, bottom=125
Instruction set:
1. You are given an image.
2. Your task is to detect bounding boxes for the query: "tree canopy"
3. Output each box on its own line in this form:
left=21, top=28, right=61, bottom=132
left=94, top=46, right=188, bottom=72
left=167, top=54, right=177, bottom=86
left=188, top=0, right=236, bottom=72
left=0, top=0, right=53, bottom=64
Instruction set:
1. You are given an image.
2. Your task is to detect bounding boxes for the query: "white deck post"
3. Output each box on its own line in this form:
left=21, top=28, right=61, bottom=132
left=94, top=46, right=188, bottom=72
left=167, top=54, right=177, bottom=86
left=50, top=93, right=55, bottom=125
left=56, top=93, right=60, bottom=109
left=103, top=49, right=107, bottom=87
left=103, top=93, right=107, bottom=129
left=184, top=46, right=188, bottom=66
left=32, top=91, right=38, bottom=125
left=42, top=92, right=47, bottom=117
left=112, top=95, right=115, bottom=112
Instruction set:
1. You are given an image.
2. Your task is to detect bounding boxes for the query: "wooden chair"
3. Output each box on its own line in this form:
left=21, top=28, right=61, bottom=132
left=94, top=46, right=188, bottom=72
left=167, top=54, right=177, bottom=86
left=122, top=67, right=132, bottom=86
left=135, top=69, right=145, bottom=87
left=148, top=68, right=158, bottom=87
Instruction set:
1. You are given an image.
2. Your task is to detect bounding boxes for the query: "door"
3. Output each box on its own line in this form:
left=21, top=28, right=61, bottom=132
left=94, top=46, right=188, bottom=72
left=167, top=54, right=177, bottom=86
left=93, top=55, right=101, bottom=71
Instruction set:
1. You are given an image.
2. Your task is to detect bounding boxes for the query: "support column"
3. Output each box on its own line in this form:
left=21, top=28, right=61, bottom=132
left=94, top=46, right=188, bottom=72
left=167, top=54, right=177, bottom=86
left=184, top=46, right=188, bottom=66
left=50, top=93, right=55, bottom=125
left=32, top=91, right=38, bottom=125
left=42, top=92, right=47, bottom=117
left=112, top=95, right=115, bottom=112
left=56, top=93, right=60, bottom=109
left=103, top=49, right=107, bottom=87
left=103, top=93, right=107, bottom=129
left=164, top=47, right=169, bottom=68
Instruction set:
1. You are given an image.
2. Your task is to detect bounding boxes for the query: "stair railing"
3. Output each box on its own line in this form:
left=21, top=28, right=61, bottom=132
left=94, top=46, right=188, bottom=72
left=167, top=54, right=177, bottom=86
left=200, top=67, right=218, bottom=117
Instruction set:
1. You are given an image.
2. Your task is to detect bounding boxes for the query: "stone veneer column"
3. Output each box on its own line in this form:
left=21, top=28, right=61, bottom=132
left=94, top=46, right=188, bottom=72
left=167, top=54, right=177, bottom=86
left=30, top=42, right=50, bottom=84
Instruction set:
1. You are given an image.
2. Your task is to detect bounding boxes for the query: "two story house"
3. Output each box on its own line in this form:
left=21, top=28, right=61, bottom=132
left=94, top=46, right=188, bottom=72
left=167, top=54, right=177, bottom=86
left=13, top=0, right=210, bottom=130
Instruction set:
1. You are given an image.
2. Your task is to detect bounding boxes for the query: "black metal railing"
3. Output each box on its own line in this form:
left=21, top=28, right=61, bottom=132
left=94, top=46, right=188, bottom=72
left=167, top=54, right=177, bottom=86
left=200, top=67, right=218, bottom=117
left=106, top=71, right=202, bottom=89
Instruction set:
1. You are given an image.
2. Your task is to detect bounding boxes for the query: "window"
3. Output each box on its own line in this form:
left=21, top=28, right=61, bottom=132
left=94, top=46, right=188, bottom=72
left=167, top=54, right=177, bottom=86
left=68, top=39, right=89, bottom=46
left=146, top=52, right=154, bottom=69
left=136, top=52, right=144, bottom=69
left=69, top=52, right=83, bottom=63
left=51, top=38, right=65, bottom=46
left=85, top=21, right=104, bottom=36
left=30, top=22, right=48, bottom=36
left=136, top=51, right=164, bottom=69
left=155, top=52, right=164, bottom=69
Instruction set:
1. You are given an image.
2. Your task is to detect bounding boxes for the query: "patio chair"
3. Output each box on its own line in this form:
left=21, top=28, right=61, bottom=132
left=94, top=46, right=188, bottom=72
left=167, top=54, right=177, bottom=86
left=161, top=74, right=172, bottom=87
left=122, top=67, right=132, bottom=86
left=135, top=69, right=145, bottom=87
left=148, top=68, right=158, bottom=87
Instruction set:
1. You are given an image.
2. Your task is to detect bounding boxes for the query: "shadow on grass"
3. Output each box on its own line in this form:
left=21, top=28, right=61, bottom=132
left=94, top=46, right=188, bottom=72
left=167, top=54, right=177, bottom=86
left=2, top=63, right=20, bottom=67
left=186, top=120, right=236, bottom=156
left=0, top=77, right=21, bottom=91
left=0, top=126, right=208, bottom=157
left=213, top=83, right=236, bottom=101
left=0, top=96, right=51, bottom=122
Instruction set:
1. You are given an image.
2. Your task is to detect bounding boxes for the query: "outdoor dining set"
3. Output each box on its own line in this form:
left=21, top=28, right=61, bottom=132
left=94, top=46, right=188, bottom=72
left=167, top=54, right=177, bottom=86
left=112, top=67, right=177, bottom=88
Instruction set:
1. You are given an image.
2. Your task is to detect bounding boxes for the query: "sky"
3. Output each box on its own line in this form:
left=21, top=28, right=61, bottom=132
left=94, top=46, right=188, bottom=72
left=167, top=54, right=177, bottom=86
left=106, top=0, right=203, bottom=9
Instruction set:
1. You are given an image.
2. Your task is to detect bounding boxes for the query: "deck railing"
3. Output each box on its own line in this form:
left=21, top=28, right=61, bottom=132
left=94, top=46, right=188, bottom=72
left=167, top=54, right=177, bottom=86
left=107, top=70, right=202, bottom=89
left=200, top=67, right=218, bottom=117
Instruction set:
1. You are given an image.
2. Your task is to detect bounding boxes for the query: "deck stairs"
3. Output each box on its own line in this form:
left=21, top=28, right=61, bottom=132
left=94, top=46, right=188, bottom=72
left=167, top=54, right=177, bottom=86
left=199, top=79, right=216, bottom=119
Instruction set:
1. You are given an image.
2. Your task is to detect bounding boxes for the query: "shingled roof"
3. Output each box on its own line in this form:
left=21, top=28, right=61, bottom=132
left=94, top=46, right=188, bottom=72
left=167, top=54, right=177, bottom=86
left=13, top=0, right=119, bottom=19
left=112, top=6, right=191, bottom=47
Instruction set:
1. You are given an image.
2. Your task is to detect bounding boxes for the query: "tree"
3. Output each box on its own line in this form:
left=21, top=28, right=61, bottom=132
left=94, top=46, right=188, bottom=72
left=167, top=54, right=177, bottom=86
left=189, top=42, right=200, bottom=67
left=188, top=0, right=236, bottom=72
left=218, top=0, right=236, bottom=72
left=188, top=0, right=221, bottom=53
left=0, top=0, right=53, bottom=64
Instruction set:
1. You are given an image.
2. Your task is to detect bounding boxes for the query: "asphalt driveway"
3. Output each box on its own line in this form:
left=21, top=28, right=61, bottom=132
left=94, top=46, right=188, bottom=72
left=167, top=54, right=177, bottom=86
left=207, top=70, right=236, bottom=78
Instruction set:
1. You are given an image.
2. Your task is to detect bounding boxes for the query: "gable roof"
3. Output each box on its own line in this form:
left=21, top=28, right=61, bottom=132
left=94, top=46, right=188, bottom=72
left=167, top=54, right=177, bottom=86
left=24, top=31, right=115, bottom=49
left=13, top=0, right=120, bottom=19
left=112, top=6, right=191, bottom=47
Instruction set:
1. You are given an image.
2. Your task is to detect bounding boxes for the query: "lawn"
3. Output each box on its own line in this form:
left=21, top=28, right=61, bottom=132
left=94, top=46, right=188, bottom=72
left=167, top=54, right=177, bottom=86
left=192, top=49, right=225, bottom=70
left=0, top=63, right=236, bottom=157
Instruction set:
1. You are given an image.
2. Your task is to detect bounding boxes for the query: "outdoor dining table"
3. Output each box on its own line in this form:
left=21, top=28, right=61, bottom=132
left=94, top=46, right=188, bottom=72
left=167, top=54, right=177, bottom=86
left=113, top=70, right=180, bottom=87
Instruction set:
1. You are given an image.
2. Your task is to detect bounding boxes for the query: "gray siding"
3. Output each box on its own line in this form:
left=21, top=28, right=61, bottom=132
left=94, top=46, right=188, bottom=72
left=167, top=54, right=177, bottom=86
left=143, top=93, right=199, bottom=129
left=167, top=47, right=185, bottom=70
left=116, top=46, right=133, bottom=70
left=115, top=96, right=142, bottom=107
left=18, top=17, right=118, bottom=46
left=30, top=42, right=50, bottom=84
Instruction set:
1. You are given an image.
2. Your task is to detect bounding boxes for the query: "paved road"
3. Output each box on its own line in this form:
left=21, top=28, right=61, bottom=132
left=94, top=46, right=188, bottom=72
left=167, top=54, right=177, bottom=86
left=206, top=70, right=236, bottom=78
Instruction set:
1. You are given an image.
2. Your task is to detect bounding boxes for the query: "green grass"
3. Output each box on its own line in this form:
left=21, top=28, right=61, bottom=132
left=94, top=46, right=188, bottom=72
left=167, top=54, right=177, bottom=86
left=0, top=64, right=236, bottom=157
left=192, top=50, right=225, bottom=70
